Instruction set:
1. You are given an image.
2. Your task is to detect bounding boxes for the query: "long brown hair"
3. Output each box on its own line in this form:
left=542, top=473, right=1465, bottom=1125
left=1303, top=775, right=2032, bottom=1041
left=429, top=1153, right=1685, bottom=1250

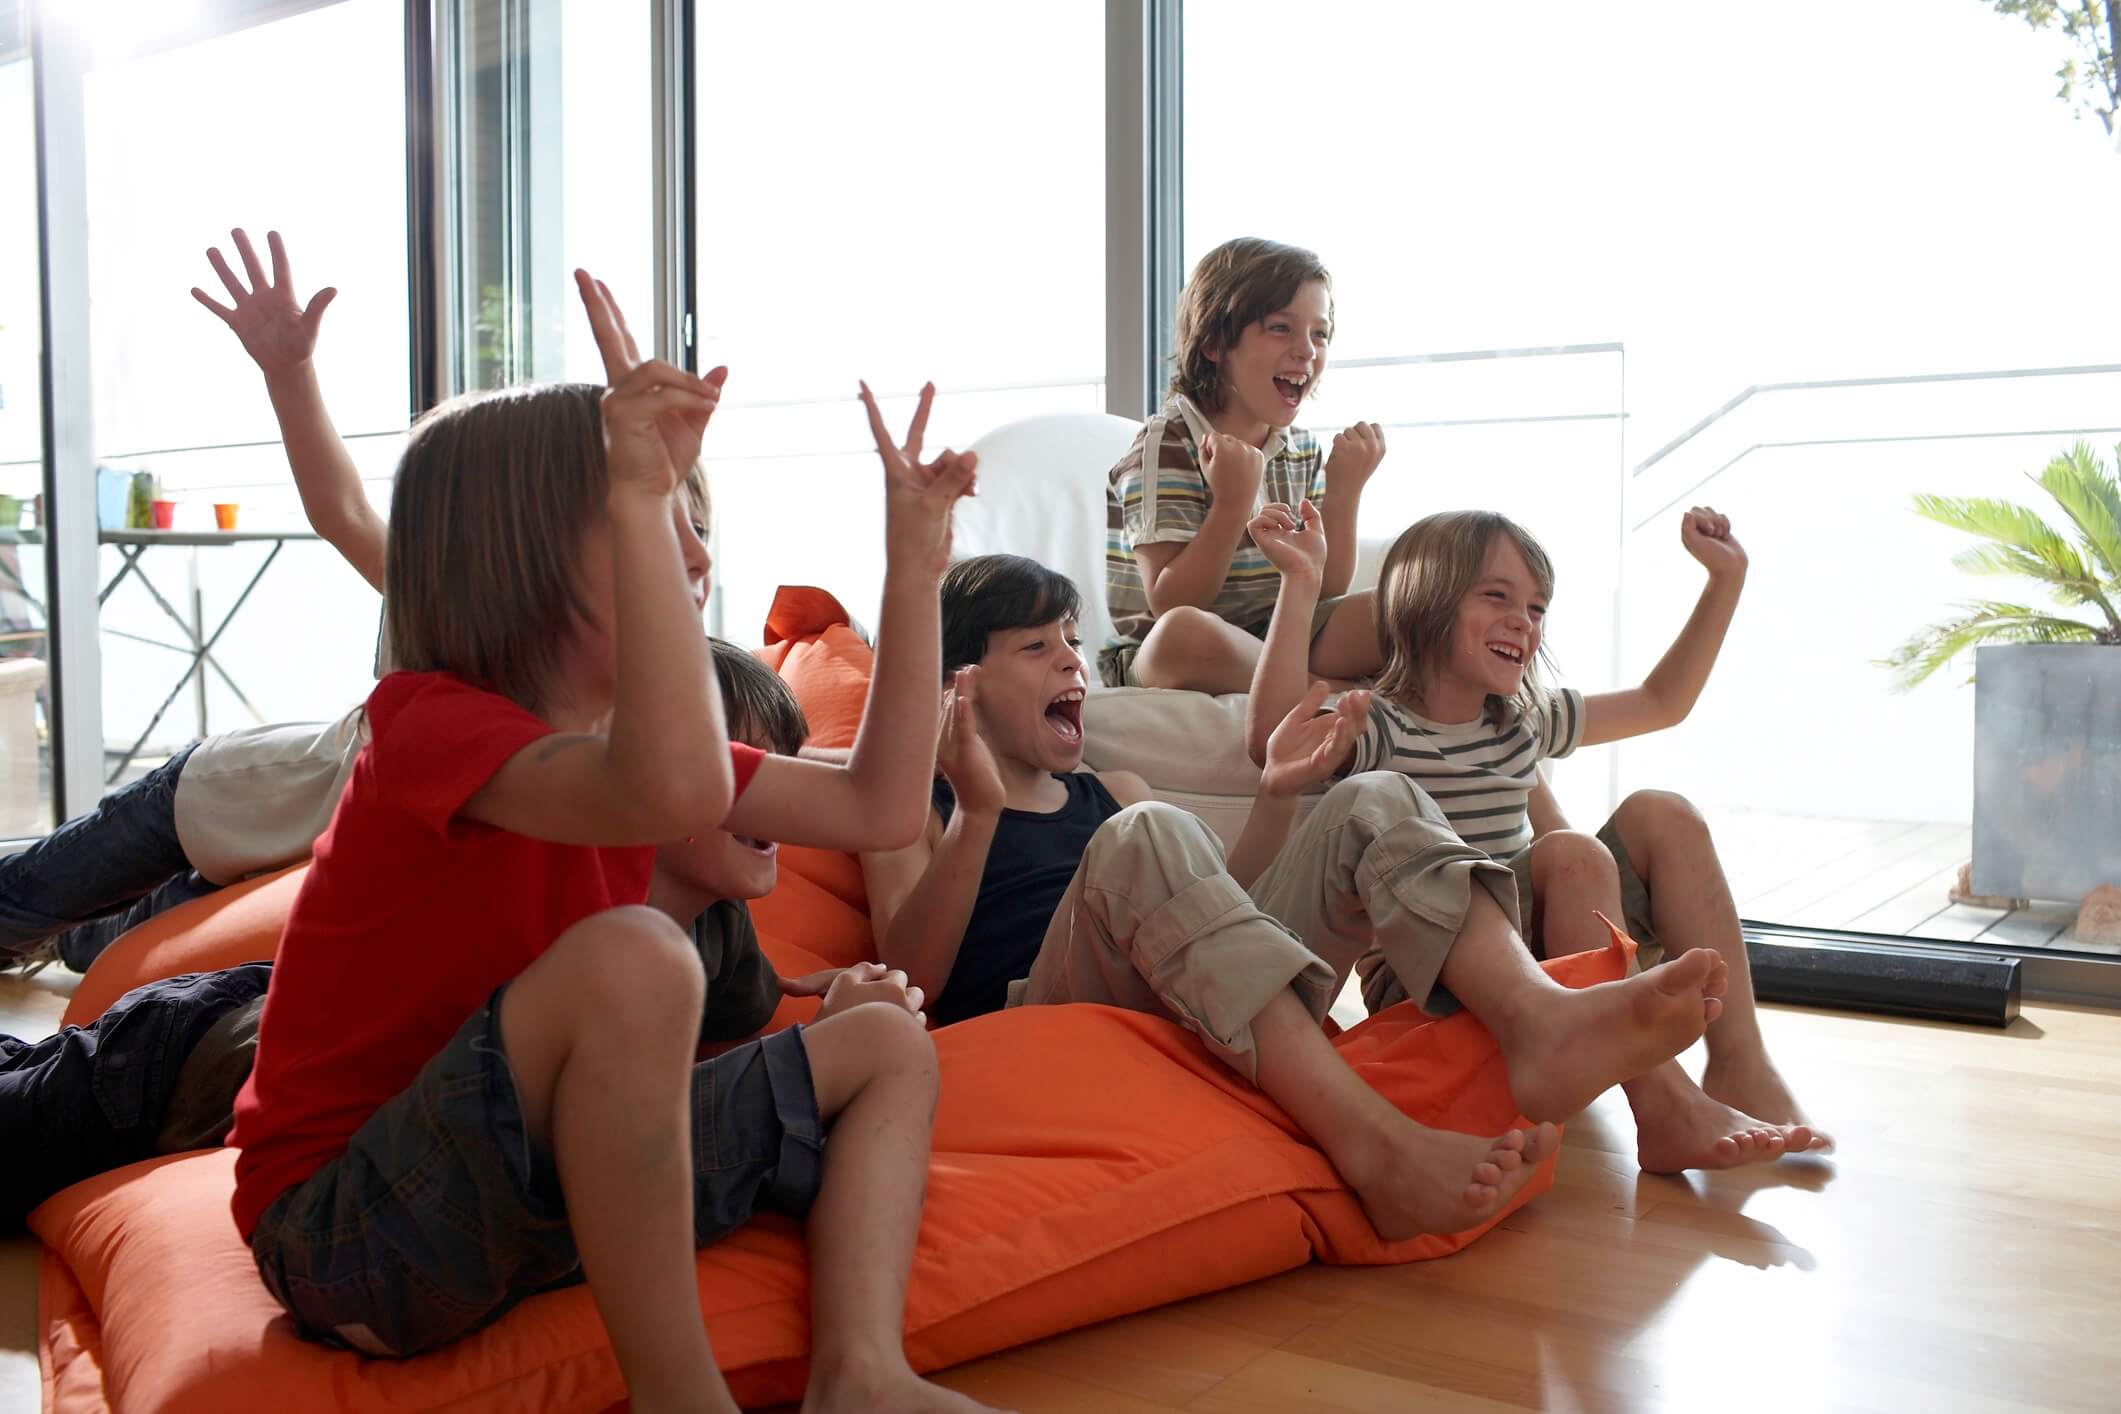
left=383, top=383, right=608, bottom=713
left=1373, top=510, right=1556, bottom=726
left=1167, top=237, right=1333, bottom=414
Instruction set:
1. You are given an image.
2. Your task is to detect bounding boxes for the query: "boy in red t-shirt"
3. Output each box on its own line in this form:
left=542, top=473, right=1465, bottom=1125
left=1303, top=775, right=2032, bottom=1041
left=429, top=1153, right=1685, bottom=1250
left=227, top=268, right=995, bottom=1414
left=0, top=643, right=914, bottom=1224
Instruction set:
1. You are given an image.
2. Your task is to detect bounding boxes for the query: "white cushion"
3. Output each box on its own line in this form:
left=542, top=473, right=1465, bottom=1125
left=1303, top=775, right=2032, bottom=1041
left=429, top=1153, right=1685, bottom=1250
left=1083, top=686, right=1345, bottom=853
left=1082, top=687, right=1262, bottom=796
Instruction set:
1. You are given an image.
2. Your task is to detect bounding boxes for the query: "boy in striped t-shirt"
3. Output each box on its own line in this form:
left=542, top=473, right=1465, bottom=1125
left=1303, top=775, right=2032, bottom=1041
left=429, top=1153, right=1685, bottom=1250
left=1247, top=501, right=1834, bottom=1174
left=1100, top=237, right=1387, bottom=693
left=1346, top=685, right=1586, bottom=859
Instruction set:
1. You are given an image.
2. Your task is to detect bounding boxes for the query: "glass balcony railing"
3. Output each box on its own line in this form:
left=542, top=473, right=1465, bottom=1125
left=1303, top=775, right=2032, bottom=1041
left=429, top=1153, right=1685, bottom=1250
left=1615, top=363, right=2121, bottom=953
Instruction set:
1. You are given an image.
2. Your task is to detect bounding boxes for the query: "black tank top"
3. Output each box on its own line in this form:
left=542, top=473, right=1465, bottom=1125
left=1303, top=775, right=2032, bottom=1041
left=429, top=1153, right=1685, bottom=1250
left=928, top=771, right=1123, bottom=1026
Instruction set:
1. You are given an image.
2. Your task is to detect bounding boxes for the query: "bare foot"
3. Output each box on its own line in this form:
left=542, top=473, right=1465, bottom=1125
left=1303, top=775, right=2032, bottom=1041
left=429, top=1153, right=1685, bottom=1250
left=1702, top=1051, right=1833, bottom=1151
left=1497, top=950, right=1726, bottom=1123
left=1626, top=1060, right=1824, bottom=1172
left=803, top=1358, right=1014, bottom=1414
left=1340, top=1120, right=1561, bottom=1242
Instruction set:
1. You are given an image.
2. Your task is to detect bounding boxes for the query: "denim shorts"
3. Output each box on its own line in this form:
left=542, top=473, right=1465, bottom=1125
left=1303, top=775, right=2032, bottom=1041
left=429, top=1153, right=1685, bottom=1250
left=248, top=985, right=824, bottom=1358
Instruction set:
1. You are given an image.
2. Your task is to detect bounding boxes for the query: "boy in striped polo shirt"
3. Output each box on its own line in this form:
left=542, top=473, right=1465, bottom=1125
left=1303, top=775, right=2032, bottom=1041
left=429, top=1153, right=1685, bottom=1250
left=1100, top=237, right=1388, bottom=693
left=1246, top=502, right=1833, bottom=1174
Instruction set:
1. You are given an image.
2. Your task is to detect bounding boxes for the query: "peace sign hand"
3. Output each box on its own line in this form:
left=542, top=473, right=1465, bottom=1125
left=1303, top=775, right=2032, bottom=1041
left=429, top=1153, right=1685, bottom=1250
left=577, top=271, right=723, bottom=497
left=576, top=270, right=727, bottom=491
left=858, top=380, right=978, bottom=583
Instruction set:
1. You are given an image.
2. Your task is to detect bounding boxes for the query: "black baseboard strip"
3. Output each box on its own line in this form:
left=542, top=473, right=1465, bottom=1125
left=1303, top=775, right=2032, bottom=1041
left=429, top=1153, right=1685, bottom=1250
left=1743, top=919, right=2121, bottom=1014
left=1742, top=933, right=2020, bottom=1027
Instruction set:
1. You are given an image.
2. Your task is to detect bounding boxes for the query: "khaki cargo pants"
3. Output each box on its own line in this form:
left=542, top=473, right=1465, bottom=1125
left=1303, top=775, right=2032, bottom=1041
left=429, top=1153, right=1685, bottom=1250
left=1011, top=772, right=1521, bottom=1084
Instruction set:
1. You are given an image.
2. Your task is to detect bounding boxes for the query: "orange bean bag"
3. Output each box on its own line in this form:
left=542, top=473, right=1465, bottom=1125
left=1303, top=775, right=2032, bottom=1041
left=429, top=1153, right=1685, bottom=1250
left=36, top=859, right=1627, bottom=1411
left=32, top=589, right=1632, bottom=1410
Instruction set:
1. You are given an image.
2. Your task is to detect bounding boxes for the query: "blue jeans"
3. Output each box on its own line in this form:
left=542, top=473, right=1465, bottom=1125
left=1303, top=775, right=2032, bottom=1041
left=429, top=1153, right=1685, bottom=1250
left=0, top=744, right=218, bottom=971
left=0, top=962, right=272, bottom=1221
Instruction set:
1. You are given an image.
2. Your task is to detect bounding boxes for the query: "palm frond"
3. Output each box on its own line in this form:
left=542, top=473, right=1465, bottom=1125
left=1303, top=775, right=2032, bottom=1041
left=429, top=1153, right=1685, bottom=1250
left=1879, top=600, right=2104, bottom=690
left=2033, top=441, right=2121, bottom=589
left=1913, top=493, right=2095, bottom=587
left=1949, top=542, right=2071, bottom=584
left=1948, top=542, right=2121, bottom=619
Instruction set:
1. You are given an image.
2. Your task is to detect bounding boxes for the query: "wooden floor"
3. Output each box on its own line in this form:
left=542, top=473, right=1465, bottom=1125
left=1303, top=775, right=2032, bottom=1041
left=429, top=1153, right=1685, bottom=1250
left=1713, top=809, right=2107, bottom=953
left=8, top=974, right=2121, bottom=1413
left=916, top=999, right=2121, bottom=1413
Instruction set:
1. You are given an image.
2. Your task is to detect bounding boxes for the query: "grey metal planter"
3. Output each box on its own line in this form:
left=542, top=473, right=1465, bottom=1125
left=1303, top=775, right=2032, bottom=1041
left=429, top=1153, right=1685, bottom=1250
left=1972, top=643, right=2121, bottom=902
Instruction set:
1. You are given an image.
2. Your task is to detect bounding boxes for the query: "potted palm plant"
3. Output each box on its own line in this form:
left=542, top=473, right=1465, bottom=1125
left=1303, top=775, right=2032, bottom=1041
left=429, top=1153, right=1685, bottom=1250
left=1885, top=441, right=2121, bottom=918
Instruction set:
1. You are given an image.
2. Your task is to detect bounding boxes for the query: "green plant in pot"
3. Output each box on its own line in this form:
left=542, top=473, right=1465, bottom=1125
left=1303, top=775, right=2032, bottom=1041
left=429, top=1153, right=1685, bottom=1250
left=1884, top=440, right=2121, bottom=912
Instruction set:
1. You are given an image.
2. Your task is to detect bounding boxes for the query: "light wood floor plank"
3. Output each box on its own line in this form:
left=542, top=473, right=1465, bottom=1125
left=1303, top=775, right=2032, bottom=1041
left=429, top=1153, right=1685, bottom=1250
left=1843, top=860, right=1968, bottom=936
left=1740, top=821, right=1951, bottom=923
left=1778, top=823, right=1969, bottom=929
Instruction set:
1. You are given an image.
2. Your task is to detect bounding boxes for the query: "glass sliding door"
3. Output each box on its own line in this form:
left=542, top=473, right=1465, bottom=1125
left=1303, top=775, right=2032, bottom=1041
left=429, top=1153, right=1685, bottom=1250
left=81, top=0, right=408, bottom=785
left=0, top=0, right=48, bottom=839
left=439, top=0, right=654, bottom=394
left=1182, top=0, right=2121, bottom=952
left=692, top=2, right=1107, bottom=643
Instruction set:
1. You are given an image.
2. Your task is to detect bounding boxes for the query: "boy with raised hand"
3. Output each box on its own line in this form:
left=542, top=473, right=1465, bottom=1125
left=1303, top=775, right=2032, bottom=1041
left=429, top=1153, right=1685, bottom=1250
left=867, top=554, right=1732, bottom=1241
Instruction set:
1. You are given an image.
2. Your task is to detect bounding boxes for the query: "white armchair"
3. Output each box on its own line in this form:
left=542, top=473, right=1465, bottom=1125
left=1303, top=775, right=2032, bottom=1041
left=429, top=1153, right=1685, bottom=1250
left=957, top=412, right=1141, bottom=655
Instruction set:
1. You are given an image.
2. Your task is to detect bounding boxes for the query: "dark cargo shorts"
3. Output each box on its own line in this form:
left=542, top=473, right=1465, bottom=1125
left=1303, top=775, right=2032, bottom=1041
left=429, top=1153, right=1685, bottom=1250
left=248, top=984, right=823, bottom=1358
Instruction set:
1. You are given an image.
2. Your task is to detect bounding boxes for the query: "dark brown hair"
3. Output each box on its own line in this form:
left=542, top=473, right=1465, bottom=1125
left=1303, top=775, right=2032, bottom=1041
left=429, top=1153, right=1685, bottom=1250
left=1168, top=237, right=1333, bottom=413
left=383, top=383, right=607, bottom=712
left=710, top=637, right=807, bottom=755
left=1374, top=510, right=1557, bottom=726
left=940, top=554, right=1083, bottom=674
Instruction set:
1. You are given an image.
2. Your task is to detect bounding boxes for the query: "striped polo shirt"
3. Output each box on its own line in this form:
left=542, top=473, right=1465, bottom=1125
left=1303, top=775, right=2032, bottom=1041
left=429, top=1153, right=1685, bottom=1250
left=1103, top=393, right=1326, bottom=677
left=1346, top=688, right=1587, bottom=859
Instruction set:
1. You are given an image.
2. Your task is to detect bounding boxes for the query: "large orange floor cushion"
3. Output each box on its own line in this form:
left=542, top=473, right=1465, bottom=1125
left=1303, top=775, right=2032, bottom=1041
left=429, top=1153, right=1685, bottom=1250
left=37, top=864, right=1627, bottom=1411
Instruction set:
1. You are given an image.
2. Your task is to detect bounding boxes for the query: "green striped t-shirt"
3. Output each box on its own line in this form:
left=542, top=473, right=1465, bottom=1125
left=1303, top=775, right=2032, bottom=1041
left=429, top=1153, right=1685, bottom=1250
left=1102, top=394, right=1325, bottom=683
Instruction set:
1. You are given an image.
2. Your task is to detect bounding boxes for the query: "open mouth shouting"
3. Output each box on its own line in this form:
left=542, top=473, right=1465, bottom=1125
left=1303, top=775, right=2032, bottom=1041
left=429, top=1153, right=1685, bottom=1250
left=1045, top=688, right=1085, bottom=745
left=1272, top=371, right=1310, bottom=409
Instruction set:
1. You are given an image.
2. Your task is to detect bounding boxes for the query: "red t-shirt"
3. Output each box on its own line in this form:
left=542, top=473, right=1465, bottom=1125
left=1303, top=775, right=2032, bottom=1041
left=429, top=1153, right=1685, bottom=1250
left=228, top=671, right=762, bottom=1237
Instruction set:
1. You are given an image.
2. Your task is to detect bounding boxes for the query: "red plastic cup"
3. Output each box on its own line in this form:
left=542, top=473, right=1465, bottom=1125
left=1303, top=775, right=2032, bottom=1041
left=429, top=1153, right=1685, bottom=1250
left=150, top=499, right=176, bottom=530
left=214, top=502, right=239, bottom=531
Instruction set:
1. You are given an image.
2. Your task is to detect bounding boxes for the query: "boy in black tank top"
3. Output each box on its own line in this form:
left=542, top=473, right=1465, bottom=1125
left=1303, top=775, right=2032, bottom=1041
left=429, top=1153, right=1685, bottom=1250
left=865, top=554, right=1762, bottom=1241
left=925, top=770, right=1122, bottom=1025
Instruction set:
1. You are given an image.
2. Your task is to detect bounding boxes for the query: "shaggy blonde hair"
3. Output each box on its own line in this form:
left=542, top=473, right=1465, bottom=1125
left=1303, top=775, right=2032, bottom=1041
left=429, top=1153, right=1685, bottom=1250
left=1373, top=510, right=1556, bottom=726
